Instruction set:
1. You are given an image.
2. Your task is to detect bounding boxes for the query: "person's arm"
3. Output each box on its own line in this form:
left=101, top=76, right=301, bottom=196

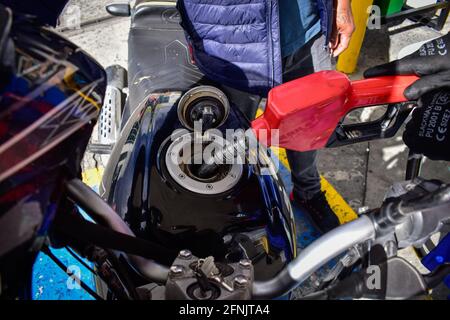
left=329, top=0, right=355, bottom=57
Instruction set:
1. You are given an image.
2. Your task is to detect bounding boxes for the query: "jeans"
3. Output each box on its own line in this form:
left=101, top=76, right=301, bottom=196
left=222, top=33, right=333, bottom=200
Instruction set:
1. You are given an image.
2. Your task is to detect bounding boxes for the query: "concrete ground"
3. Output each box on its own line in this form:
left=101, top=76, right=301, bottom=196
left=36, top=0, right=450, bottom=299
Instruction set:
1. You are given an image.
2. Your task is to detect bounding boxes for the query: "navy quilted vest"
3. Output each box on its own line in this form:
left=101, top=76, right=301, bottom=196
left=177, top=0, right=332, bottom=95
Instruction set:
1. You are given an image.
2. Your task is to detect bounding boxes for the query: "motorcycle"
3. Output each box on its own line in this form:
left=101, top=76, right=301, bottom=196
left=0, top=1, right=449, bottom=300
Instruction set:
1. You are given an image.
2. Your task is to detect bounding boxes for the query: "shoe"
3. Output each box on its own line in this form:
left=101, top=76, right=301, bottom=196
left=292, top=191, right=341, bottom=234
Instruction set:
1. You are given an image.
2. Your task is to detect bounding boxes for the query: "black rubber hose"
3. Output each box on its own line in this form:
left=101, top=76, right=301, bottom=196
left=54, top=212, right=176, bottom=265
left=400, top=185, right=450, bottom=214
left=65, top=179, right=172, bottom=282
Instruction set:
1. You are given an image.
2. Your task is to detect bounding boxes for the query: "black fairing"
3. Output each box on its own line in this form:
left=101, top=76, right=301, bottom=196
left=101, top=2, right=296, bottom=281
left=0, top=8, right=106, bottom=299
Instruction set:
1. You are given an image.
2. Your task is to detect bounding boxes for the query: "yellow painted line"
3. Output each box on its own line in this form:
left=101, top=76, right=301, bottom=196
left=336, top=0, right=374, bottom=74
left=320, top=177, right=358, bottom=224
left=81, top=167, right=104, bottom=188
left=64, top=70, right=101, bottom=110
left=256, top=109, right=358, bottom=224
left=260, top=236, right=269, bottom=254
left=272, top=146, right=357, bottom=224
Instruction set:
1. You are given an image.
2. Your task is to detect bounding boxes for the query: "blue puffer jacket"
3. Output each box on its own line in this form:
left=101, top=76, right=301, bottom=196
left=177, top=0, right=333, bottom=95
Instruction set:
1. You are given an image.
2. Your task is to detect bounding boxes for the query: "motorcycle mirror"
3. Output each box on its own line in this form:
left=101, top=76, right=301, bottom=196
left=251, top=70, right=419, bottom=152
left=106, top=3, right=131, bottom=17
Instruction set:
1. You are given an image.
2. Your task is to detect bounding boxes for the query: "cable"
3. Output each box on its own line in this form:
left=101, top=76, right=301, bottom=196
left=65, top=246, right=97, bottom=276
left=362, top=142, right=370, bottom=207
left=104, top=249, right=140, bottom=300
left=67, top=246, right=138, bottom=300
left=41, top=246, right=104, bottom=300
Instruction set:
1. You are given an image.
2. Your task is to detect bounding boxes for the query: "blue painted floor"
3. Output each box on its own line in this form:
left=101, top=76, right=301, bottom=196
left=33, top=208, right=97, bottom=300
left=33, top=248, right=95, bottom=300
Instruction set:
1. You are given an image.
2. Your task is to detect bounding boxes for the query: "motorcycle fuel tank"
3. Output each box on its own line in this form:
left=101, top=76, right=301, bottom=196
left=100, top=1, right=296, bottom=281
left=100, top=89, right=297, bottom=280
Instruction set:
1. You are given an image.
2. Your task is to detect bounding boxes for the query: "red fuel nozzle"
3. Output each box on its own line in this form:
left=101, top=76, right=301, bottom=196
left=251, top=70, right=419, bottom=152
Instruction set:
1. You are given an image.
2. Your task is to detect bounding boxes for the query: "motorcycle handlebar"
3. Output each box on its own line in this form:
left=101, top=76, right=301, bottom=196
left=400, top=185, right=450, bottom=214
left=66, top=180, right=449, bottom=299
left=252, top=215, right=376, bottom=299
left=252, top=184, right=450, bottom=299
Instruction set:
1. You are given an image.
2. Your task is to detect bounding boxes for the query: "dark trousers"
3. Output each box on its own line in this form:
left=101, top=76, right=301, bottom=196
left=222, top=33, right=333, bottom=200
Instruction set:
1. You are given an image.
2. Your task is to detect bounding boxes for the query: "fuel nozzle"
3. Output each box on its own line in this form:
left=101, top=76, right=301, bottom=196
left=182, top=71, right=418, bottom=174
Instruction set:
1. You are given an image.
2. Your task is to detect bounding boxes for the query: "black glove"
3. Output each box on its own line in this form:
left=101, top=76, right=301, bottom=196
left=364, top=33, right=450, bottom=100
left=402, top=90, right=450, bottom=161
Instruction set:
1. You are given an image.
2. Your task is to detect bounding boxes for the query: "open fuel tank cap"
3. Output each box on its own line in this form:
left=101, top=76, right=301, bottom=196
left=178, top=86, right=230, bottom=131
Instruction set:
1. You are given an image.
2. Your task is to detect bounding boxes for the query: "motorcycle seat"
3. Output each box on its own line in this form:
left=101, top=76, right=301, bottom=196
left=128, top=1, right=204, bottom=108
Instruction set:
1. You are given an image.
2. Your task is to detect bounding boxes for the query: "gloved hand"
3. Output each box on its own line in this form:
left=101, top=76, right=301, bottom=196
left=403, top=90, right=450, bottom=161
left=364, top=33, right=450, bottom=100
